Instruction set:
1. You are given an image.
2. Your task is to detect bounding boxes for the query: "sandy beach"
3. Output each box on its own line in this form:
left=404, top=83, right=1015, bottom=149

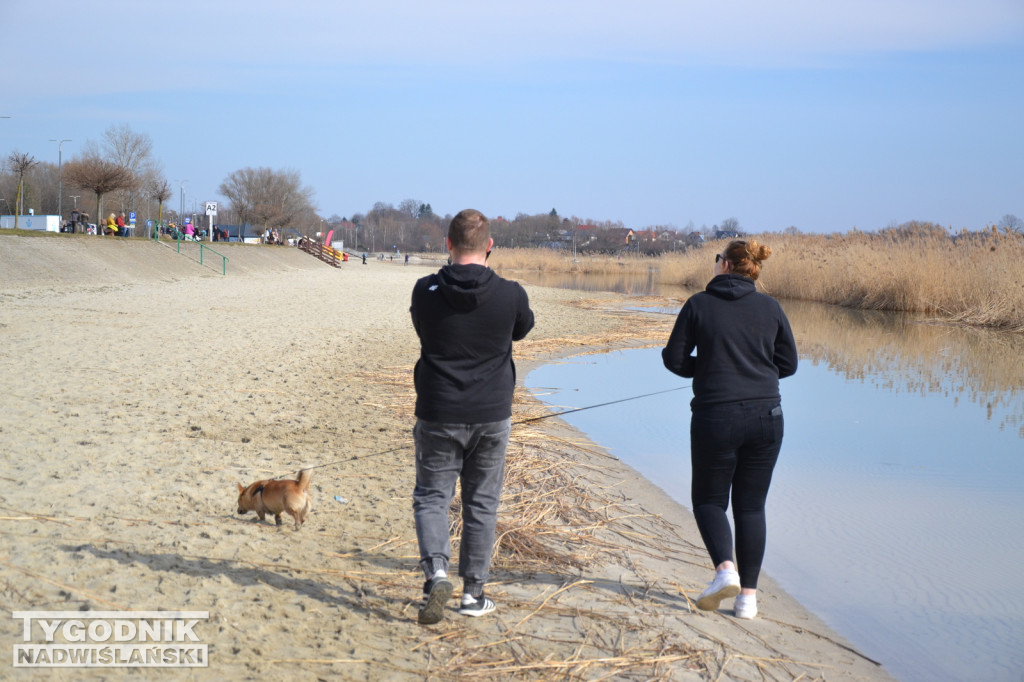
left=0, top=234, right=894, bottom=680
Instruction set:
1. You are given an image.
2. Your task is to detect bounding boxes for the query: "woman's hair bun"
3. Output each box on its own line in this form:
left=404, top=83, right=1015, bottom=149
left=747, top=239, right=772, bottom=263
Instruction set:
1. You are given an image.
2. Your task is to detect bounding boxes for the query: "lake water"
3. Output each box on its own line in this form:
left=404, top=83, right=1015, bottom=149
left=522, top=282, right=1024, bottom=682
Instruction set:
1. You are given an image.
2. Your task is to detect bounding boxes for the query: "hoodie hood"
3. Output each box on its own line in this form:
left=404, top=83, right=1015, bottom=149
left=435, top=263, right=497, bottom=311
left=705, top=273, right=757, bottom=301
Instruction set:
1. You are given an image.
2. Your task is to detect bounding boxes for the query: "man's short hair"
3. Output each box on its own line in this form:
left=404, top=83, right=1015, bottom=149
left=448, top=209, right=490, bottom=253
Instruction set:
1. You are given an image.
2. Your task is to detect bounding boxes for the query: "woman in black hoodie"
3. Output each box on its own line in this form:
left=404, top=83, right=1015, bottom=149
left=662, top=239, right=797, bottom=620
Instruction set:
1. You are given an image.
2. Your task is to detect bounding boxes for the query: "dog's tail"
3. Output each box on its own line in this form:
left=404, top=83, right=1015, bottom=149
left=297, top=468, right=313, bottom=492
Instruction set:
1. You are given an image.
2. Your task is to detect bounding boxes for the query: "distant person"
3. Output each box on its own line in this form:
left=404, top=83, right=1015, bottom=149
left=662, top=239, right=798, bottom=620
left=116, top=213, right=126, bottom=236
left=409, top=209, right=534, bottom=624
left=405, top=254, right=410, bottom=265
left=104, top=214, right=117, bottom=236
left=361, top=252, right=367, bottom=265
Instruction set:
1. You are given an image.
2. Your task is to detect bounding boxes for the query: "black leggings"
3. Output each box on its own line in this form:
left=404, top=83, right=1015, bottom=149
left=690, top=401, right=783, bottom=589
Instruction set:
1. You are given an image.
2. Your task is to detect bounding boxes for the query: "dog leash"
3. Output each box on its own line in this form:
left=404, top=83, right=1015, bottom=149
left=278, top=445, right=410, bottom=479
left=271, top=384, right=689, bottom=480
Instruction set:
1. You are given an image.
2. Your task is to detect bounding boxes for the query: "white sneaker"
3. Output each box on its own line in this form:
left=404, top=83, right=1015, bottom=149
left=695, top=569, right=741, bottom=611
left=458, top=593, right=496, bottom=617
left=734, top=593, right=757, bottom=619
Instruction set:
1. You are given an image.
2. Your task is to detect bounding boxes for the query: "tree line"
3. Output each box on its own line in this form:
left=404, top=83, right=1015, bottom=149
left=322, top=207, right=723, bottom=256
left=4, top=124, right=1019, bottom=249
left=0, top=124, right=705, bottom=252
left=0, top=123, right=725, bottom=251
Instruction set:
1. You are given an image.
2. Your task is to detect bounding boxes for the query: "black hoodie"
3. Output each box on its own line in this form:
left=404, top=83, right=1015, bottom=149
left=662, top=273, right=797, bottom=409
left=411, top=263, right=535, bottom=423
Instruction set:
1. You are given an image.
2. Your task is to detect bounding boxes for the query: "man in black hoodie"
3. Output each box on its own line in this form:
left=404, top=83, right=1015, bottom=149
left=410, top=208, right=534, bottom=624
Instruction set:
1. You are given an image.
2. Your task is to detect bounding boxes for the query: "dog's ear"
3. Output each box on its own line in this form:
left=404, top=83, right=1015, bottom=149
left=237, top=482, right=245, bottom=493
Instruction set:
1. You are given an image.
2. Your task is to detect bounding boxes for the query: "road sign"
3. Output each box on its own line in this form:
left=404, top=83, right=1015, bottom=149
left=205, top=202, right=218, bottom=216
left=129, top=211, right=137, bottom=226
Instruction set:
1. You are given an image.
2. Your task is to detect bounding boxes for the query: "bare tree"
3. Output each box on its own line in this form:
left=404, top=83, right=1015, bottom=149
left=219, top=168, right=257, bottom=238
left=398, top=198, right=420, bottom=218
left=0, top=162, right=60, bottom=217
left=103, top=124, right=153, bottom=172
left=6, top=151, right=40, bottom=228
left=366, top=202, right=408, bottom=252
left=719, top=217, right=741, bottom=234
left=147, top=177, right=173, bottom=236
left=219, top=167, right=316, bottom=239
left=63, top=152, right=133, bottom=231
left=102, top=124, right=155, bottom=213
left=997, top=214, right=1023, bottom=233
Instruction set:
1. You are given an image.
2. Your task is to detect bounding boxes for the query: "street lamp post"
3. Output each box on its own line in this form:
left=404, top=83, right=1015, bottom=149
left=179, top=180, right=188, bottom=231
left=49, top=139, right=72, bottom=226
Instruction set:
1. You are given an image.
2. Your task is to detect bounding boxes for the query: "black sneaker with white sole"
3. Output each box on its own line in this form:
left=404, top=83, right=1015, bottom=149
left=418, top=576, right=453, bottom=625
left=458, top=593, right=495, bottom=617
left=421, top=580, right=435, bottom=602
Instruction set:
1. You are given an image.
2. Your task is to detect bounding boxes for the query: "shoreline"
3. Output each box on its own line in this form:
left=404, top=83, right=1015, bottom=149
left=509, top=297, right=891, bottom=675
left=0, top=235, right=893, bottom=680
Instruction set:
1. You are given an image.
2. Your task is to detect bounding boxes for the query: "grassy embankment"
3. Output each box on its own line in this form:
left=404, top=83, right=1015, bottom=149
left=489, top=228, right=1024, bottom=332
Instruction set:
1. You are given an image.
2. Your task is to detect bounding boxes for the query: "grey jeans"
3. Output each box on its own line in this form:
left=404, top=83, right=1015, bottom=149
left=412, top=418, right=511, bottom=596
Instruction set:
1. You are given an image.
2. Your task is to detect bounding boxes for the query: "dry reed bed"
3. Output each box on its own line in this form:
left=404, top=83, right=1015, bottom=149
left=489, top=229, right=1024, bottom=332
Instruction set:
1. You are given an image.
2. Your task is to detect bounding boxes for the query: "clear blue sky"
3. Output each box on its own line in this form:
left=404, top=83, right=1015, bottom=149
left=4, top=1, right=1022, bottom=232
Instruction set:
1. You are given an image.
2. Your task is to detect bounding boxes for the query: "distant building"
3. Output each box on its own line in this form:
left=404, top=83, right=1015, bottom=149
left=216, top=223, right=259, bottom=243
left=627, top=229, right=659, bottom=242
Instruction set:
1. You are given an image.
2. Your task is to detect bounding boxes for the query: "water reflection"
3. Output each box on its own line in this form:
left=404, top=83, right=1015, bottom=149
left=785, top=300, right=1024, bottom=439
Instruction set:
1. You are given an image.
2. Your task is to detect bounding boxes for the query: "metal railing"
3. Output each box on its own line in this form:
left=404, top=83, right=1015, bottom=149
left=153, top=228, right=229, bottom=275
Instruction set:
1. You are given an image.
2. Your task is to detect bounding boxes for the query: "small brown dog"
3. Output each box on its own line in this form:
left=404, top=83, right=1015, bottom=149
left=236, top=469, right=313, bottom=530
